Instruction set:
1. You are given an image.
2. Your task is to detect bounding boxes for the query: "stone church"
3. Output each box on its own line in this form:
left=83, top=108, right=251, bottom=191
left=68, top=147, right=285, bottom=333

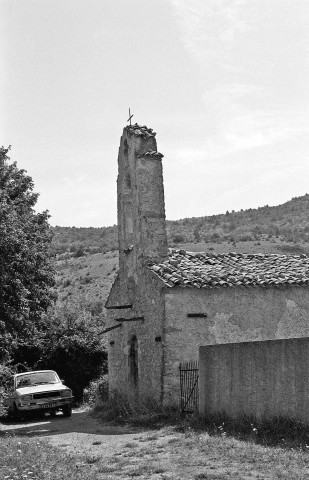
left=105, top=123, right=309, bottom=407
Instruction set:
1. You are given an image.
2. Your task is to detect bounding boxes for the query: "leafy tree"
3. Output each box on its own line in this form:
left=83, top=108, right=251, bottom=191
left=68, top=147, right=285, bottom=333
left=0, top=146, right=55, bottom=360
left=36, top=303, right=107, bottom=401
left=0, top=364, right=15, bottom=417
left=6, top=300, right=107, bottom=402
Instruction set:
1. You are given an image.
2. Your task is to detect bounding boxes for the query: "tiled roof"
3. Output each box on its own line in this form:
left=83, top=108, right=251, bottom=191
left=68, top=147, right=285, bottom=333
left=147, top=249, right=309, bottom=289
left=126, top=123, right=156, bottom=139
left=137, top=150, right=163, bottom=158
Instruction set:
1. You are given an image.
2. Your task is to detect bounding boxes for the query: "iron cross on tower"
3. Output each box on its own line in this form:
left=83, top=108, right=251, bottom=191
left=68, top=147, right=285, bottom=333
left=127, top=108, right=133, bottom=126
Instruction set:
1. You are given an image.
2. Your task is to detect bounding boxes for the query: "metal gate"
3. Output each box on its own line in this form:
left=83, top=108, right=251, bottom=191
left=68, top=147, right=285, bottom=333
left=179, top=360, right=199, bottom=413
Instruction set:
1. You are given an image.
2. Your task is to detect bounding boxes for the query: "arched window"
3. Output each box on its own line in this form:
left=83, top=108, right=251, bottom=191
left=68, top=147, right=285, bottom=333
left=129, top=335, right=138, bottom=389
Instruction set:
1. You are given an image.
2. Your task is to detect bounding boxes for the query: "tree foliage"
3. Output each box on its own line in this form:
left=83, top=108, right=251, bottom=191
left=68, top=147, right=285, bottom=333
left=0, top=148, right=107, bottom=409
left=39, top=307, right=107, bottom=401
left=10, top=302, right=107, bottom=402
left=0, top=147, right=55, bottom=359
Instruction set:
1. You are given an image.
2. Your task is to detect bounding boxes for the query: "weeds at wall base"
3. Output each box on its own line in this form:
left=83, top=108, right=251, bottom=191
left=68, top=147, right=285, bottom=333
left=176, top=412, right=309, bottom=451
left=93, top=395, right=309, bottom=450
left=92, top=393, right=181, bottom=427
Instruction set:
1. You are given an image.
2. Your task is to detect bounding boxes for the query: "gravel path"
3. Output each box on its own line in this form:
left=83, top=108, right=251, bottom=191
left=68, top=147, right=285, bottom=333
left=0, top=408, right=144, bottom=458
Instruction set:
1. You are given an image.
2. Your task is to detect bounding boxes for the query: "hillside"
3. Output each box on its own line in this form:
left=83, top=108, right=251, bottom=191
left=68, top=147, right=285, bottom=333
left=51, top=194, right=309, bottom=258
left=53, top=194, right=309, bottom=315
left=167, top=193, right=309, bottom=251
left=55, top=251, right=118, bottom=328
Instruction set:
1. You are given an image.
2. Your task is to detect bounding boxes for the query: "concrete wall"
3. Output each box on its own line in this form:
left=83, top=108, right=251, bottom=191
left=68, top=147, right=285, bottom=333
left=199, top=337, right=309, bottom=424
left=163, top=285, right=309, bottom=405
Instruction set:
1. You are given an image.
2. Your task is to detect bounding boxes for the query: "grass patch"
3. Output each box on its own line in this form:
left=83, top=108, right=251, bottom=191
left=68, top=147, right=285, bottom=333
left=0, top=435, right=95, bottom=479
left=180, top=412, right=309, bottom=451
left=94, top=394, right=309, bottom=451
left=93, top=391, right=181, bottom=428
left=2, top=419, right=309, bottom=480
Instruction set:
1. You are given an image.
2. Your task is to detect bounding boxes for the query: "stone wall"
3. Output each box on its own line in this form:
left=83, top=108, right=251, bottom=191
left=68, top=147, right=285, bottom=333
left=107, top=269, right=165, bottom=403
left=117, top=127, right=167, bottom=282
left=199, top=337, right=309, bottom=424
left=106, top=125, right=168, bottom=403
left=163, top=285, right=309, bottom=405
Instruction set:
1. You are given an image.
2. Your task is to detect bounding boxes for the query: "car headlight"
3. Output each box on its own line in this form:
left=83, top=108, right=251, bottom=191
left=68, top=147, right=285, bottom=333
left=60, top=389, right=72, bottom=398
left=20, top=394, right=32, bottom=402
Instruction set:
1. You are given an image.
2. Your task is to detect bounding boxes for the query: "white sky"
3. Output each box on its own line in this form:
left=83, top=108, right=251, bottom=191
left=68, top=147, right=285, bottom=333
left=1, top=0, right=309, bottom=227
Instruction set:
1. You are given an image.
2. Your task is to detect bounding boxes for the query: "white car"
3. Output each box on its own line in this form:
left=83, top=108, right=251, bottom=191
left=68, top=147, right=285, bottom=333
left=6, top=370, right=74, bottom=418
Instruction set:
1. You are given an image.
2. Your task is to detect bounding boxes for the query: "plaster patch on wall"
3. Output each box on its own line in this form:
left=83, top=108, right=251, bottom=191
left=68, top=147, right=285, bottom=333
left=276, top=299, right=309, bottom=338
left=209, top=312, right=263, bottom=344
left=165, top=326, right=182, bottom=334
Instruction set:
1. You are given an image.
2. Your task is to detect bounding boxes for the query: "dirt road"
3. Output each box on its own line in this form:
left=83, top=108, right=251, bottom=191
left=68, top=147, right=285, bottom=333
left=2, top=408, right=309, bottom=479
left=0, top=407, right=142, bottom=458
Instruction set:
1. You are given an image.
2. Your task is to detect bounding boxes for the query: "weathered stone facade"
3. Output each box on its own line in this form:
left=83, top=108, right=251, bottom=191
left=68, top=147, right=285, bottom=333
left=106, top=123, right=309, bottom=408
left=107, top=268, right=165, bottom=403
left=163, top=286, right=309, bottom=405
left=106, top=124, right=168, bottom=403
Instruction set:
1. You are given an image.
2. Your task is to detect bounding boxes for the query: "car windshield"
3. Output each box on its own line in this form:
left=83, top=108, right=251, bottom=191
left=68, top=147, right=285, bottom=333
left=16, top=372, right=59, bottom=388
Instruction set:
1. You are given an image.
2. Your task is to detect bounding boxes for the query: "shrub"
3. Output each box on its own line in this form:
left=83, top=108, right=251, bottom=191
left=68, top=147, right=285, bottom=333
left=83, top=374, right=109, bottom=406
left=38, top=329, right=107, bottom=402
left=93, top=391, right=178, bottom=427
left=0, top=364, right=15, bottom=417
left=277, top=244, right=306, bottom=255
left=9, top=302, right=109, bottom=403
left=239, top=235, right=253, bottom=242
left=73, top=246, right=86, bottom=258
left=190, top=412, right=309, bottom=449
left=173, top=234, right=185, bottom=244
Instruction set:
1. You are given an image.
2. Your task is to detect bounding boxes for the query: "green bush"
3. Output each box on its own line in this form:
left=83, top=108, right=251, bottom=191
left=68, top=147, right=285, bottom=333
left=8, top=301, right=108, bottom=404
left=37, top=327, right=107, bottom=402
left=0, top=364, right=15, bottom=417
left=93, top=391, right=168, bottom=425
left=173, top=234, right=185, bottom=244
left=83, top=374, right=109, bottom=406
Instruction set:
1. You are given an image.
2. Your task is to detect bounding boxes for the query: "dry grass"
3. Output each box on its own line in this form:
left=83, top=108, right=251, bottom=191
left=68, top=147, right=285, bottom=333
left=56, top=251, right=118, bottom=305
left=0, top=435, right=93, bottom=480
left=88, top=395, right=309, bottom=478
left=93, top=392, right=180, bottom=430
left=93, top=394, right=309, bottom=449
left=2, top=425, right=309, bottom=479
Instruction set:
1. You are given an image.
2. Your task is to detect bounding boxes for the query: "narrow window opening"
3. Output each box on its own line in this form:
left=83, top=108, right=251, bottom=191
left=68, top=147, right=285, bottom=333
left=129, top=335, right=138, bottom=389
left=124, top=140, right=131, bottom=189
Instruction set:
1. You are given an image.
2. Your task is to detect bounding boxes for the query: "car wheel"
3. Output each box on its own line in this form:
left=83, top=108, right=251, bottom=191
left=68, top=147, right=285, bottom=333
left=36, top=410, right=45, bottom=419
left=13, top=403, right=23, bottom=421
left=62, top=405, right=72, bottom=417
left=49, top=410, right=57, bottom=417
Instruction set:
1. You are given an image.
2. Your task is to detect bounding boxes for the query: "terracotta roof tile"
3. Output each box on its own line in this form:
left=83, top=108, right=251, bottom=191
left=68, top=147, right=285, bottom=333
left=125, top=123, right=156, bottom=139
left=137, top=151, right=164, bottom=158
left=147, top=249, right=309, bottom=289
